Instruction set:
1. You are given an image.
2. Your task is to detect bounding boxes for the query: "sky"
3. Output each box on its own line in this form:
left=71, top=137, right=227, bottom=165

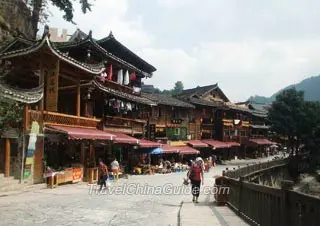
left=46, top=0, right=320, bottom=102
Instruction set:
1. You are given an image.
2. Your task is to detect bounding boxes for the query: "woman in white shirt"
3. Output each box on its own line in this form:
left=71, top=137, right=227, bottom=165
left=111, top=158, right=120, bottom=182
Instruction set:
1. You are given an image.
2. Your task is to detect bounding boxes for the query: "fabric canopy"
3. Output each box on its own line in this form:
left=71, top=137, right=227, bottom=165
left=162, top=144, right=179, bottom=154
left=138, top=139, right=162, bottom=148
left=178, top=146, right=200, bottom=155
left=225, top=141, right=241, bottom=147
left=169, top=141, right=186, bottom=146
left=249, top=139, right=275, bottom=145
left=105, top=130, right=138, bottom=144
left=46, top=125, right=115, bottom=140
left=185, top=140, right=208, bottom=148
left=202, top=140, right=230, bottom=149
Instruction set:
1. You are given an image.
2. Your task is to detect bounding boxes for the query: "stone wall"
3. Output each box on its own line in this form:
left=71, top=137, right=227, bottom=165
left=0, top=0, right=34, bottom=43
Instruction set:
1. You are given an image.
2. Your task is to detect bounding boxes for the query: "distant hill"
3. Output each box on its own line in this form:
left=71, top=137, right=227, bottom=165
left=249, top=75, right=320, bottom=103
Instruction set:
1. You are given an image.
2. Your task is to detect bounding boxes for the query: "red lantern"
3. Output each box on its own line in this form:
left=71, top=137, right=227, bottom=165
left=130, top=71, right=137, bottom=81
left=107, top=64, right=113, bottom=80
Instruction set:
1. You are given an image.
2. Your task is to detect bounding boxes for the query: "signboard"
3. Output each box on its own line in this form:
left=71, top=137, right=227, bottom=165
left=72, top=167, right=83, bottom=183
left=148, top=124, right=156, bottom=140
left=24, top=121, right=40, bottom=179
left=45, top=60, right=59, bottom=112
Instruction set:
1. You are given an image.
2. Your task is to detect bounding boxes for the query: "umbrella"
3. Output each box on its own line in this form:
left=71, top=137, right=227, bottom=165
left=150, top=147, right=164, bottom=155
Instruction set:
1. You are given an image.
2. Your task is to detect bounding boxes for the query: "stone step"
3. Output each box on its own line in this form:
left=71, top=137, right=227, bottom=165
left=0, top=183, right=47, bottom=194
left=0, top=176, right=20, bottom=187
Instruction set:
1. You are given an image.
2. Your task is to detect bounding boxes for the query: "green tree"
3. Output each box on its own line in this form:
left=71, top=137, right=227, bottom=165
left=172, top=81, right=184, bottom=95
left=267, top=88, right=305, bottom=155
left=29, top=0, right=93, bottom=38
left=0, top=97, right=23, bottom=133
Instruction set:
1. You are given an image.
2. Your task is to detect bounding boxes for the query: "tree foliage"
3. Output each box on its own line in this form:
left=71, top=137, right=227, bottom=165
left=172, top=81, right=184, bottom=95
left=0, top=97, right=24, bottom=133
left=268, top=88, right=320, bottom=159
left=29, top=0, right=93, bottom=38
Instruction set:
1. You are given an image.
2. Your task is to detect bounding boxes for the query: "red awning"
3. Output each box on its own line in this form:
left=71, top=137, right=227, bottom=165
left=105, top=131, right=139, bottom=144
left=186, top=140, right=208, bottom=148
left=225, top=141, right=241, bottom=147
left=162, top=144, right=179, bottom=154
left=138, top=139, right=162, bottom=148
left=47, top=125, right=115, bottom=140
left=178, top=146, right=200, bottom=155
left=202, top=140, right=230, bottom=149
left=249, top=139, right=275, bottom=145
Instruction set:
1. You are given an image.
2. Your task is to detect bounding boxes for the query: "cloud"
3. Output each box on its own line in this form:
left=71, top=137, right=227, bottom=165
left=47, top=0, right=320, bottom=102
left=46, top=0, right=151, bottom=50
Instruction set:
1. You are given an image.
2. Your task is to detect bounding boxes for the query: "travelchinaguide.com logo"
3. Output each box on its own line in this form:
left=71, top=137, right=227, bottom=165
left=88, top=183, right=230, bottom=195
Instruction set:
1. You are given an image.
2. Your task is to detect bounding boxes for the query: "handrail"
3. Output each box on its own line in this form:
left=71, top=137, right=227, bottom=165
left=222, top=158, right=288, bottom=179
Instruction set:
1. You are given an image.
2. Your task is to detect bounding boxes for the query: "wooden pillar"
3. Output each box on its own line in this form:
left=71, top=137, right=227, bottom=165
left=76, top=80, right=81, bottom=117
left=89, top=143, right=95, bottom=166
left=5, top=138, right=11, bottom=177
left=24, top=104, right=30, bottom=131
left=39, top=58, right=44, bottom=111
left=80, top=143, right=85, bottom=167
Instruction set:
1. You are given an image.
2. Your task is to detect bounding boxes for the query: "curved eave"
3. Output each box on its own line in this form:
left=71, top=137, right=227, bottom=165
left=55, top=36, right=153, bottom=78
left=97, top=34, right=156, bottom=74
left=0, top=81, right=43, bottom=104
left=0, top=36, right=104, bottom=75
left=92, top=80, right=156, bottom=106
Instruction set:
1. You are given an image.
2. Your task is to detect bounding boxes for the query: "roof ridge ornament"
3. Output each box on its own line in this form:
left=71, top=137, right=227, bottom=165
left=88, top=30, right=92, bottom=38
left=109, top=31, right=114, bottom=38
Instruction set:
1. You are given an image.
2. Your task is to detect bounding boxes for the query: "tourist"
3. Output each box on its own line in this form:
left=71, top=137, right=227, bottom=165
left=212, top=155, right=217, bottom=167
left=99, top=160, right=109, bottom=191
left=111, top=157, right=120, bottom=182
left=187, top=159, right=204, bottom=203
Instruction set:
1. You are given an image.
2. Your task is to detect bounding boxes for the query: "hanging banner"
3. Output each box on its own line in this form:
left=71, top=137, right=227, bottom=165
left=24, top=121, right=40, bottom=179
left=45, top=59, right=59, bottom=112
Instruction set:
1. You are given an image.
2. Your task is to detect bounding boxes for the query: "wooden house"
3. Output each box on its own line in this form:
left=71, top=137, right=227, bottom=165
left=0, top=27, right=158, bottom=183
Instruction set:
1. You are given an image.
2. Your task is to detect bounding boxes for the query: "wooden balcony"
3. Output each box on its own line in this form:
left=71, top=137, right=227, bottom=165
left=104, top=116, right=146, bottom=134
left=28, top=110, right=100, bottom=129
left=97, top=77, right=139, bottom=96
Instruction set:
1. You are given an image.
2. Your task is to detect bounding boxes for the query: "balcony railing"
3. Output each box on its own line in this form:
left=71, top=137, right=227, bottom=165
left=28, top=110, right=100, bottom=129
left=96, top=78, right=139, bottom=96
left=104, top=115, right=146, bottom=134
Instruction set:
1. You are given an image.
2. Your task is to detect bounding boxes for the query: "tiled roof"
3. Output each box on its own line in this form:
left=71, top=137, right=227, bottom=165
left=141, top=92, right=194, bottom=108
left=0, top=78, right=43, bottom=103
left=54, top=32, right=152, bottom=78
left=92, top=80, right=156, bottom=106
left=97, top=31, right=156, bottom=74
left=175, top=84, right=230, bottom=108
left=0, top=36, right=105, bottom=75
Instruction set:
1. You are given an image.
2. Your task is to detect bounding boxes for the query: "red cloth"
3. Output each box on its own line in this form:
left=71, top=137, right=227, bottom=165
left=130, top=71, right=136, bottom=81
left=190, top=166, right=202, bottom=181
left=107, top=64, right=113, bottom=80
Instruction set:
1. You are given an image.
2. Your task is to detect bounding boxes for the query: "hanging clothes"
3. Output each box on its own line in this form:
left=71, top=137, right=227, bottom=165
left=123, top=70, right=130, bottom=85
left=130, top=71, right=137, bottom=81
left=133, top=86, right=141, bottom=93
left=107, top=64, right=113, bottom=80
left=117, top=69, right=123, bottom=85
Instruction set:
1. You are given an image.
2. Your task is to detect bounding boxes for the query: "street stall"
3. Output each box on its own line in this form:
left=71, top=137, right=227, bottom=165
left=43, top=126, right=115, bottom=187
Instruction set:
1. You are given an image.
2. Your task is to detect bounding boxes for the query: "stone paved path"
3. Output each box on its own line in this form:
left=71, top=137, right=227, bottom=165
left=0, top=157, right=279, bottom=226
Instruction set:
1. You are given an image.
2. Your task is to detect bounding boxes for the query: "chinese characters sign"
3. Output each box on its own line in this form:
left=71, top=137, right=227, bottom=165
left=45, top=60, right=59, bottom=112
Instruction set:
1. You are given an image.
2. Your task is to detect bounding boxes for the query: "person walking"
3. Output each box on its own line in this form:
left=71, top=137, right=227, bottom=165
left=111, top=157, right=120, bottom=182
left=99, top=160, right=109, bottom=191
left=212, top=154, right=217, bottom=167
left=187, top=159, right=204, bottom=203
